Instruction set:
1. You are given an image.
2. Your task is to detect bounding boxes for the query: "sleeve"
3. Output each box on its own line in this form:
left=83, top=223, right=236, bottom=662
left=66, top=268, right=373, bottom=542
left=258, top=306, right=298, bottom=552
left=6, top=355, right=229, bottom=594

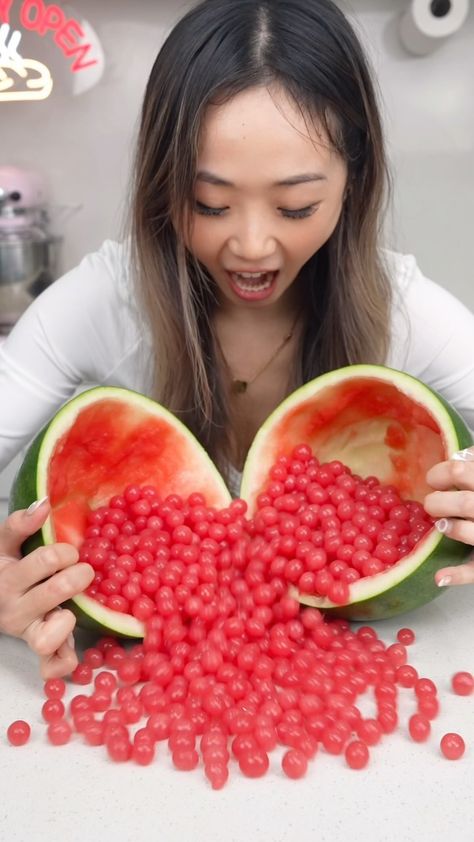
left=387, top=253, right=474, bottom=432
left=0, top=240, right=139, bottom=471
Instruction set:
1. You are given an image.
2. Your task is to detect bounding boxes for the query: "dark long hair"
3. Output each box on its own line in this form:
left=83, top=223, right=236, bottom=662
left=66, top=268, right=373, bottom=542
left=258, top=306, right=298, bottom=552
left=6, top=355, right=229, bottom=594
left=131, top=0, right=392, bottom=476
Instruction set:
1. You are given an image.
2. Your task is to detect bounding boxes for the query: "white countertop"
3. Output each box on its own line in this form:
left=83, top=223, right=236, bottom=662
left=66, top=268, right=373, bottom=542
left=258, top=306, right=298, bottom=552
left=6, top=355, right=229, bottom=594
left=1, top=585, right=473, bottom=842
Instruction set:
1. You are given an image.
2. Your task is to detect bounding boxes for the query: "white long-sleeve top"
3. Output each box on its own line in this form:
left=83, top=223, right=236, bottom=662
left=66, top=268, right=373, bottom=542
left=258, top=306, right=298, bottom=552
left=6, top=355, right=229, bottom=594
left=1, top=239, right=474, bottom=473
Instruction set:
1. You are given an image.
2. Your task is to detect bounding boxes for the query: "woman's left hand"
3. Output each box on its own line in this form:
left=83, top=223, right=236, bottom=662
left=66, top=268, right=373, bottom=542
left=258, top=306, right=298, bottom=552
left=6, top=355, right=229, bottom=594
left=424, top=448, right=474, bottom=586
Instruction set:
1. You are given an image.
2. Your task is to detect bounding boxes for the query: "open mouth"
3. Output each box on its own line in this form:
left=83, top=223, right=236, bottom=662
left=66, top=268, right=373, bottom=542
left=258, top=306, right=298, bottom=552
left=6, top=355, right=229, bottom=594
left=228, top=271, right=278, bottom=299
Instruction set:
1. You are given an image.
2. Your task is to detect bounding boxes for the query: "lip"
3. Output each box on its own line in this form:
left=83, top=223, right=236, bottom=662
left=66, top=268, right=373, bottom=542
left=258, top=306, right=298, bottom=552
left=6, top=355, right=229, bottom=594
left=226, top=270, right=279, bottom=302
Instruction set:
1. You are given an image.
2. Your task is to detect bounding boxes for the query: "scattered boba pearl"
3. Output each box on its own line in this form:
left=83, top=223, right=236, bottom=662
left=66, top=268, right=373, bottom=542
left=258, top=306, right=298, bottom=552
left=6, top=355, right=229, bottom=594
left=7, top=720, right=31, bottom=746
left=440, top=733, right=465, bottom=761
left=451, top=672, right=473, bottom=697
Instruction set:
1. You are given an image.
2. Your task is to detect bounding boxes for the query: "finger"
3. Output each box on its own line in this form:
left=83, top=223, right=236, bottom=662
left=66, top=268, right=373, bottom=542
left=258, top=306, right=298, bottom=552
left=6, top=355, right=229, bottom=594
left=21, top=560, right=95, bottom=627
left=424, top=489, right=474, bottom=521
left=25, top=606, right=77, bottom=658
left=2, top=543, right=80, bottom=596
left=0, top=498, right=50, bottom=558
left=39, top=635, right=79, bottom=680
left=432, top=516, right=474, bottom=546
left=426, top=459, right=474, bottom=492
left=435, top=558, right=474, bottom=587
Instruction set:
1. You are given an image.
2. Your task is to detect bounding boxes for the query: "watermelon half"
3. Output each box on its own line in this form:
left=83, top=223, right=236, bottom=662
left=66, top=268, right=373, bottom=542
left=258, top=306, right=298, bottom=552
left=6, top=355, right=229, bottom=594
left=10, top=387, right=232, bottom=637
left=240, top=364, right=473, bottom=619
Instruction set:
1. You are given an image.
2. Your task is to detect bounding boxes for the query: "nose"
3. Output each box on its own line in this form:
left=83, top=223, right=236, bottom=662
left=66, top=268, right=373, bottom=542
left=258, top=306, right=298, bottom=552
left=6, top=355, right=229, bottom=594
left=227, top=213, right=277, bottom=263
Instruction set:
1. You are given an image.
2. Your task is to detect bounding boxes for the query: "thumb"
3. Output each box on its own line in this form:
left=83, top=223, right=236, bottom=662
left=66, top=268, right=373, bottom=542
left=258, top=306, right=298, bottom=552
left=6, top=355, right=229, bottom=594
left=435, top=556, right=474, bottom=587
left=0, top=497, right=51, bottom=558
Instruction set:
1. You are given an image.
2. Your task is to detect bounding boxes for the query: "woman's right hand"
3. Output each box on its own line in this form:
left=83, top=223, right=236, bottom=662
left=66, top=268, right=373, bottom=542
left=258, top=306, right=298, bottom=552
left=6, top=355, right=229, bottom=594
left=0, top=498, right=94, bottom=679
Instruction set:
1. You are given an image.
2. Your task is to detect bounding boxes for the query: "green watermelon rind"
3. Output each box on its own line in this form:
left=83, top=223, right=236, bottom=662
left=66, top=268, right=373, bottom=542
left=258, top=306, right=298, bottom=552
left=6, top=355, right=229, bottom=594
left=9, top=426, right=47, bottom=554
left=242, top=364, right=473, bottom=620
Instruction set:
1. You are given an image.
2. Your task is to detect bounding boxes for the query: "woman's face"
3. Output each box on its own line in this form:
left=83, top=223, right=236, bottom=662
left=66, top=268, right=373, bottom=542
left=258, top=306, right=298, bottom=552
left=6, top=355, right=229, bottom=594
left=187, top=84, right=348, bottom=313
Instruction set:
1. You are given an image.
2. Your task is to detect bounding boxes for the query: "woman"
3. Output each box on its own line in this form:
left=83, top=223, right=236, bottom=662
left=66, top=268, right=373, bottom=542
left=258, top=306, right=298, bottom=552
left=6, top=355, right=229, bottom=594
left=1, top=0, right=473, bottom=678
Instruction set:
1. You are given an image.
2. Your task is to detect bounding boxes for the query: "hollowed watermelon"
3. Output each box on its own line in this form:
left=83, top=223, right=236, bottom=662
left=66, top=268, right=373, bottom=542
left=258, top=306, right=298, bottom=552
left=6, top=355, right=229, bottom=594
left=9, top=365, right=473, bottom=629
left=241, top=364, right=473, bottom=619
left=10, top=387, right=231, bottom=637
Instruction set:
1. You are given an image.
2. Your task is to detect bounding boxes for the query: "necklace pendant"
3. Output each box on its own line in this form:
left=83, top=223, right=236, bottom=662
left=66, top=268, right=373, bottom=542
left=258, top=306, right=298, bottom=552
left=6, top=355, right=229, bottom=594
left=232, top=379, right=248, bottom=394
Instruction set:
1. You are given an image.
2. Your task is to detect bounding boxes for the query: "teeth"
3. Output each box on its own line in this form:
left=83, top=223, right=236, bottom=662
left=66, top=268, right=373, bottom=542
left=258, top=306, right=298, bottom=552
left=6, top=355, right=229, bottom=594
left=231, top=271, right=274, bottom=292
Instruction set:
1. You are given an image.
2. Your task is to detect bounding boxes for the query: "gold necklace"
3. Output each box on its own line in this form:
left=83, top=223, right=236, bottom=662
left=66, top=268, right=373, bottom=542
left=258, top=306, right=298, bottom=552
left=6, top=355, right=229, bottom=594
left=214, top=310, right=301, bottom=395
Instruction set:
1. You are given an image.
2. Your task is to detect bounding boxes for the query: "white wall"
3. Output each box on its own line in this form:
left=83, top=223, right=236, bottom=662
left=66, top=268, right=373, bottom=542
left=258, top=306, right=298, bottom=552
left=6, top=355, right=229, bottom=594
left=1, top=0, right=473, bottom=308
left=349, top=0, right=474, bottom=310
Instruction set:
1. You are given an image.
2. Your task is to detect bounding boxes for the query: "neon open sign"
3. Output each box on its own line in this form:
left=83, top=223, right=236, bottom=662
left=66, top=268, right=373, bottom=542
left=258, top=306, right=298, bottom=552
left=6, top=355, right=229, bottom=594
left=0, top=0, right=104, bottom=101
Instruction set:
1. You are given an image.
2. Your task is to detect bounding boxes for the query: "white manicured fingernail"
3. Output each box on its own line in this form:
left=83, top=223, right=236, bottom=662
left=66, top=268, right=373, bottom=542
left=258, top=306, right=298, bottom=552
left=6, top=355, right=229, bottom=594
left=437, top=576, right=452, bottom=587
left=26, top=496, right=49, bottom=515
left=435, top=518, right=450, bottom=534
left=451, top=448, right=474, bottom=461
left=68, top=633, right=75, bottom=648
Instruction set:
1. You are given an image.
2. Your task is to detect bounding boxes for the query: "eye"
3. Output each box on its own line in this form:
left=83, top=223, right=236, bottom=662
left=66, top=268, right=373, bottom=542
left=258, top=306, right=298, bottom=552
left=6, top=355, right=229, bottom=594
left=280, top=204, right=319, bottom=219
left=194, top=201, right=228, bottom=217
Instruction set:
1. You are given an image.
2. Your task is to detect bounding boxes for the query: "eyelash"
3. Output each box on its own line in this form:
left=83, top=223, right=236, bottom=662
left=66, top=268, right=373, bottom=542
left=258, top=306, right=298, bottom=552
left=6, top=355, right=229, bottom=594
left=282, top=205, right=318, bottom=219
left=195, top=202, right=226, bottom=217
left=194, top=201, right=319, bottom=219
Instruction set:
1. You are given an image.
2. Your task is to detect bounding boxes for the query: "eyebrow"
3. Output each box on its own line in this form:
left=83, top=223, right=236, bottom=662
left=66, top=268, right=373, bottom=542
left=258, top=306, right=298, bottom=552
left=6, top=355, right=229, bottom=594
left=196, top=170, right=327, bottom=187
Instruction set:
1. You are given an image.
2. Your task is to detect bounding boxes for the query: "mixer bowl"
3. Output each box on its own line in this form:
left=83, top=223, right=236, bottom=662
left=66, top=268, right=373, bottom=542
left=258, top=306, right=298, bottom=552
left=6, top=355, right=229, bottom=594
left=0, top=232, right=46, bottom=286
left=0, top=231, right=61, bottom=333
